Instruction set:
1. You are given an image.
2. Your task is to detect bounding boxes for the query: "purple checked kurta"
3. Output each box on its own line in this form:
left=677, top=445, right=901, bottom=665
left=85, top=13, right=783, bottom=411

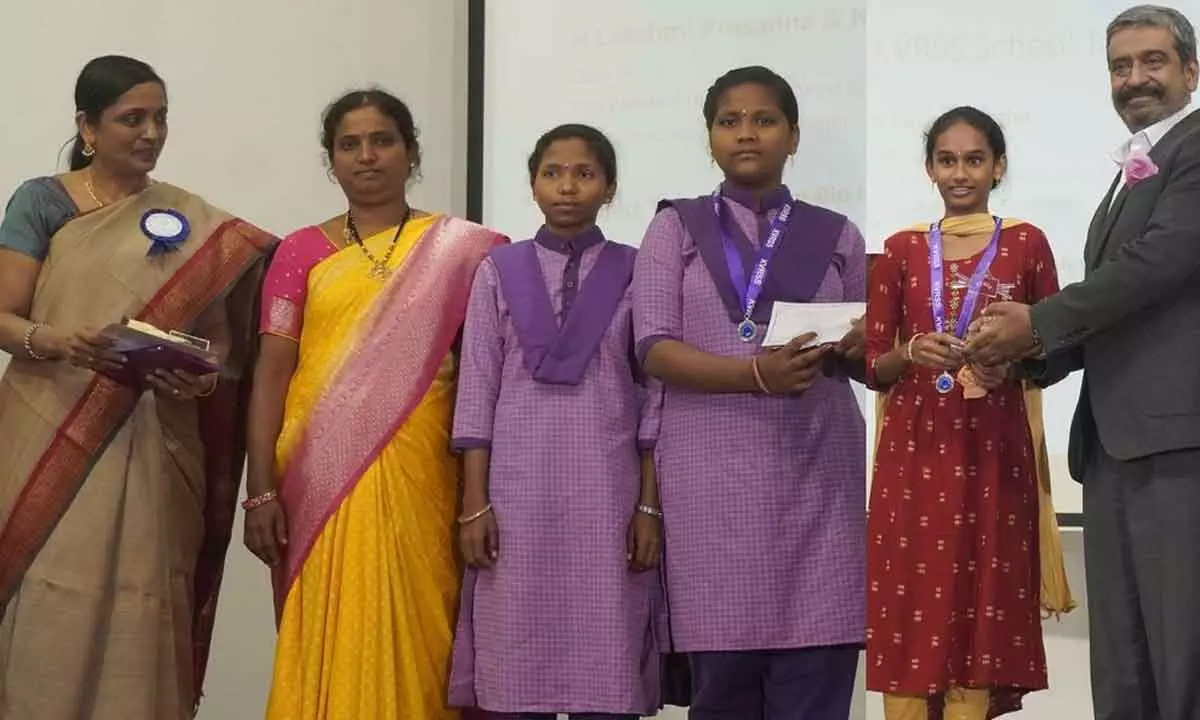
left=632, top=182, right=866, bottom=653
left=448, top=226, right=665, bottom=716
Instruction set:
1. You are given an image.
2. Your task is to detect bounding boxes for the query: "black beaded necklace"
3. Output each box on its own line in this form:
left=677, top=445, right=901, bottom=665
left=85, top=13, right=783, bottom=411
left=343, top=206, right=412, bottom=279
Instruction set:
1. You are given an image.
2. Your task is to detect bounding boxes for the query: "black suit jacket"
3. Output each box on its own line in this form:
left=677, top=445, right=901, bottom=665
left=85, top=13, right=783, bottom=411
left=1026, top=108, right=1200, bottom=480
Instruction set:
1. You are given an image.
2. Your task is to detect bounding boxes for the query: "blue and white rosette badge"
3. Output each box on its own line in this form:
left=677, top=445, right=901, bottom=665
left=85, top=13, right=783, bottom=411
left=140, top=209, right=190, bottom=256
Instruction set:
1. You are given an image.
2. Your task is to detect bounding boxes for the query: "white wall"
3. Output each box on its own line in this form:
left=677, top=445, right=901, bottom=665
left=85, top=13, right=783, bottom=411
left=0, top=0, right=470, bottom=717
left=480, top=0, right=866, bottom=248
left=0, top=3, right=469, bottom=236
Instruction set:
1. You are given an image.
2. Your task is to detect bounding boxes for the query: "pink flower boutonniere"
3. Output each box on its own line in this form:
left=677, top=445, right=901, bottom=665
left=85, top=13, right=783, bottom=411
left=1123, top=149, right=1159, bottom=187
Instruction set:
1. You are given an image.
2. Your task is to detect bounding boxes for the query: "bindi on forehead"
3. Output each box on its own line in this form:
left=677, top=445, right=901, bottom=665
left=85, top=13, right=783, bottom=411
left=717, top=105, right=781, bottom=117
left=541, top=161, right=594, bottom=172
left=934, top=149, right=990, bottom=160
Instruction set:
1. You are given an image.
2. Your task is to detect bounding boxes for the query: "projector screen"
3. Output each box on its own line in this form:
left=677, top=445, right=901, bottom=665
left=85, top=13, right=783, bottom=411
left=477, top=0, right=1182, bottom=517
left=481, top=0, right=865, bottom=243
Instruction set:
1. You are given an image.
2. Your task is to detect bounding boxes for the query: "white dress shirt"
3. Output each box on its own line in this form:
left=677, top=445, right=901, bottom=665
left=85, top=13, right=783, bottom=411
left=1109, top=101, right=1195, bottom=206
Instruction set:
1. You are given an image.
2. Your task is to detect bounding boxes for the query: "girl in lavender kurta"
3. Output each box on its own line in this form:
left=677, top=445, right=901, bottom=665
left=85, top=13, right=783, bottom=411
left=632, top=65, right=867, bottom=720
left=448, top=124, right=664, bottom=720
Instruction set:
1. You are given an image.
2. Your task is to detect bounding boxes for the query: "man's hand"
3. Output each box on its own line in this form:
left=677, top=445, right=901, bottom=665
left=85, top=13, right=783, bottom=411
left=965, top=302, right=1036, bottom=365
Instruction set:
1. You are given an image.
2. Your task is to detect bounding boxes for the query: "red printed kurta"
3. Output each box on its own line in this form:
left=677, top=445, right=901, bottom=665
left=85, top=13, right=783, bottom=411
left=864, top=222, right=1059, bottom=702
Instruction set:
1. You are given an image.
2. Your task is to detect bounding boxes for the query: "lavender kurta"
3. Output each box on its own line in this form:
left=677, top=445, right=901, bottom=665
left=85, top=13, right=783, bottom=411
left=632, top=184, right=866, bottom=653
left=449, top=227, right=664, bottom=715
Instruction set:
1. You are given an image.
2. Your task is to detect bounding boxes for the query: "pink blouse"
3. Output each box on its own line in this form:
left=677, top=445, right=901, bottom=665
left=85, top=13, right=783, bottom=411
left=259, top=226, right=336, bottom=340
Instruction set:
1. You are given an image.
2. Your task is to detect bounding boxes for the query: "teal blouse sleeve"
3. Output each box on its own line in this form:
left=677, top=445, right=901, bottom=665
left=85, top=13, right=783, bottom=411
left=0, top=177, right=78, bottom=261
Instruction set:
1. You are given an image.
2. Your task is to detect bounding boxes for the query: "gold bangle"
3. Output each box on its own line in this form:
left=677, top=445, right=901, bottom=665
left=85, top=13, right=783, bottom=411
left=241, top=489, right=277, bottom=510
left=458, top=503, right=493, bottom=525
left=905, top=333, right=925, bottom=362
left=751, top=357, right=773, bottom=394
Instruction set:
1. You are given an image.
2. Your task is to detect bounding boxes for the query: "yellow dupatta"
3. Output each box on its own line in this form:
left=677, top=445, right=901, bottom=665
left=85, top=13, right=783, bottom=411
left=876, top=212, right=1075, bottom=616
left=903, top=212, right=1025, bottom=235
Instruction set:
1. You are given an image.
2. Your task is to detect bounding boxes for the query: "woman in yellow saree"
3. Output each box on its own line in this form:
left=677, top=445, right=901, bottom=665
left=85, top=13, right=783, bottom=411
left=244, top=89, right=506, bottom=720
left=0, top=56, right=274, bottom=720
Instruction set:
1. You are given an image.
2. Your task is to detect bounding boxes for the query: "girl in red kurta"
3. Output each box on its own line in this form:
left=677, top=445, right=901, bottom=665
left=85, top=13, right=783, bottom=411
left=865, top=106, right=1061, bottom=720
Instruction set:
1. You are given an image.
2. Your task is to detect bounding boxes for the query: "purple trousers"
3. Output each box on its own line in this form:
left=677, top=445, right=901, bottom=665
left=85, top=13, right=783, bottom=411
left=688, top=645, right=858, bottom=720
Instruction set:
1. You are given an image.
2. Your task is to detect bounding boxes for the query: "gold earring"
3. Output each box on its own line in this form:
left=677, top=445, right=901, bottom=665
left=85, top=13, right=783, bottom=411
left=82, top=144, right=95, bottom=157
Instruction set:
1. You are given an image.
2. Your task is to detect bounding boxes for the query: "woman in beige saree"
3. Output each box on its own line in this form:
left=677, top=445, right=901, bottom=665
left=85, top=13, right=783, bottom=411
left=0, top=55, right=275, bottom=719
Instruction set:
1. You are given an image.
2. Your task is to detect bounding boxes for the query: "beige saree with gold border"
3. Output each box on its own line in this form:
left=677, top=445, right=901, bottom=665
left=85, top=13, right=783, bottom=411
left=0, top=181, right=274, bottom=719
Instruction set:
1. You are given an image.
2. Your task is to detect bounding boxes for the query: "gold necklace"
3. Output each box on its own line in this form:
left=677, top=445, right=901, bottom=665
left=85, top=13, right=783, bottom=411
left=344, top=208, right=412, bottom=279
left=84, top=171, right=152, bottom=208
left=84, top=173, right=108, bottom=207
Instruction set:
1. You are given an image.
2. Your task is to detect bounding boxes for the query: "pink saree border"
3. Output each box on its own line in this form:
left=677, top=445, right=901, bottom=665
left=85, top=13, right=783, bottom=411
left=273, top=216, right=506, bottom=612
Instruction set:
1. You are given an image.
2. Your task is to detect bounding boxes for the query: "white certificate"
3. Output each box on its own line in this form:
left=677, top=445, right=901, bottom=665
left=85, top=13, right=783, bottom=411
left=761, top=301, right=865, bottom=348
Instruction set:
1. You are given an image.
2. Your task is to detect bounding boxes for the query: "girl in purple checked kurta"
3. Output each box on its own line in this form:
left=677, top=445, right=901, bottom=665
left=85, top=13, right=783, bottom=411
left=448, top=124, right=665, bottom=720
left=632, top=65, right=867, bottom=720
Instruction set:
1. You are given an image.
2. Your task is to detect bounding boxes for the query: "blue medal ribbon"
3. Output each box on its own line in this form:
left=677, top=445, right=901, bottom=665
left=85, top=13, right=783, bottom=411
left=928, top=216, right=1002, bottom=393
left=712, top=188, right=795, bottom=342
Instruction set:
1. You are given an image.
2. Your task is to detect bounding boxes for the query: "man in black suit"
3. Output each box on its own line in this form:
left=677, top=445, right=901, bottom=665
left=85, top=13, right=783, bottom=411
left=968, top=5, right=1200, bottom=719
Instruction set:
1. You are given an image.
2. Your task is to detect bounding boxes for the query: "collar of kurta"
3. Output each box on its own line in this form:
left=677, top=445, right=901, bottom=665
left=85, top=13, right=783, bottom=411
left=533, top=224, right=606, bottom=254
left=720, top=180, right=793, bottom=214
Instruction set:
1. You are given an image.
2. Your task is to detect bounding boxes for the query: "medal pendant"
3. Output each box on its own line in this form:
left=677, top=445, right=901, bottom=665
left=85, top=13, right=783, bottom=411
left=958, top=366, right=988, bottom=400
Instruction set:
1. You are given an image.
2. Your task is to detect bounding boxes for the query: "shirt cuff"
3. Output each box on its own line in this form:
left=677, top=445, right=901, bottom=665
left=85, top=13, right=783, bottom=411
left=635, top=334, right=675, bottom=366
